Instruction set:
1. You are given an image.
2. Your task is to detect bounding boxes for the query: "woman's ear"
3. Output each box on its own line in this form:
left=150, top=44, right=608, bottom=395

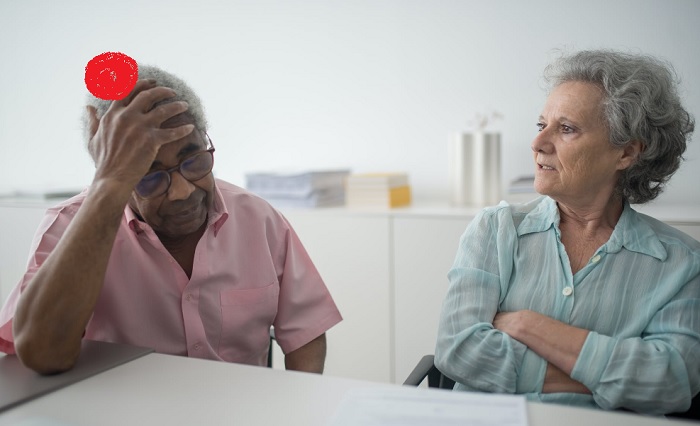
left=617, top=140, right=644, bottom=170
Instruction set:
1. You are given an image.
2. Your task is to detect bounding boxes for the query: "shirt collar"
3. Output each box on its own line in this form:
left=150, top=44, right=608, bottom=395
left=516, top=196, right=558, bottom=236
left=126, top=180, right=229, bottom=236
left=208, top=181, right=229, bottom=236
left=516, top=196, right=666, bottom=261
left=125, top=203, right=143, bottom=233
left=605, top=201, right=667, bottom=261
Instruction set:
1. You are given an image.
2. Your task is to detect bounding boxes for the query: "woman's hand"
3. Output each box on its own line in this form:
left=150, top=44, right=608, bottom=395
left=492, top=310, right=532, bottom=340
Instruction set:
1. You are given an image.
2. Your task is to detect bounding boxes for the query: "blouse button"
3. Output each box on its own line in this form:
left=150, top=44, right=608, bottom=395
left=591, top=254, right=602, bottom=263
left=562, top=287, right=573, bottom=297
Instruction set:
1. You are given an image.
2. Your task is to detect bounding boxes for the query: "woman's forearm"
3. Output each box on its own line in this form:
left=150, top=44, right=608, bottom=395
left=542, top=363, right=591, bottom=394
left=493, top=310, right=588, bottom=375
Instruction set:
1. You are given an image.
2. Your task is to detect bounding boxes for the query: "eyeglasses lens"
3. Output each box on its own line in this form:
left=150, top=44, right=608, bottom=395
left=135, top=171, right=170, bottom=198
left=181, top=152, right=213, bottom=181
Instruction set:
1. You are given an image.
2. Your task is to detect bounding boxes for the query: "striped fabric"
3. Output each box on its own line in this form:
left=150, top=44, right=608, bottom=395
left=435, top=196, right=700, bottom=414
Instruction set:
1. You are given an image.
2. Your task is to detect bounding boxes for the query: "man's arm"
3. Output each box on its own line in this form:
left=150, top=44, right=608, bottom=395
left=284, top=333, right=326, bottom=373
left=12, top=80, right=193, bottom=374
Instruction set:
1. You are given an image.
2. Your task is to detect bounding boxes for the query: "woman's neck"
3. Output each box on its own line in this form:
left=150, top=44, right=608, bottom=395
left=557, top=195, right=624, bottom=237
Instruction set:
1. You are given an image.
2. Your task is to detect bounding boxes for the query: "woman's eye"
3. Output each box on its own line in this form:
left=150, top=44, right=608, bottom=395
left=561, top=125, right=574, bottom=133
left=536, top=122, right=545, bottom=132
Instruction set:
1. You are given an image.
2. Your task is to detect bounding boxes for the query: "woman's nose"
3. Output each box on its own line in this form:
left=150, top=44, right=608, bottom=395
left=531, top=128, right=551, bottom=153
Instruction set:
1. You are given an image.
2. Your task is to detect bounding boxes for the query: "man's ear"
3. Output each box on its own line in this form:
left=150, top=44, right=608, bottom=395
left=617, top=140, right=644, bottom=170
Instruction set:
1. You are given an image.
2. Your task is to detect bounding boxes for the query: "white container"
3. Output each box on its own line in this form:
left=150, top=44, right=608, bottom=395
left=449, top=131, right=501, bottom=207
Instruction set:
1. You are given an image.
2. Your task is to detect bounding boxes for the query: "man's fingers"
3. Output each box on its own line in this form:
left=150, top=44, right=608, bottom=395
left=153, top=124, right=196, bottom=148
left=129, top=86, right=179, bottom=114
left=101, top=84, right=184, bottom=131
left=114, top=79, right=157, bottom=108
left=149, top=101, right=189, bottom=126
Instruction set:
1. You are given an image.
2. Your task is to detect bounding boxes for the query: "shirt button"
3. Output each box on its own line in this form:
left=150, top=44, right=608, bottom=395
left=193, top=343, right=201, bottom=351
left=562, top=287, right=573, bottom=296
left=591, top=254, right=601, bottom=263
left=186, top=294, right=192, bottom=301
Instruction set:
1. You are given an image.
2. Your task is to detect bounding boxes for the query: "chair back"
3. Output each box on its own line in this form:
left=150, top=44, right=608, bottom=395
left=668, top=392, right=700, bottom=421
left=403, top=355, right=454, bottom=389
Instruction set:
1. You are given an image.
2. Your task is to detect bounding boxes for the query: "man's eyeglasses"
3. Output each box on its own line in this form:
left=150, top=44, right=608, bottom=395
left=134, top=134, right=215, bottom=199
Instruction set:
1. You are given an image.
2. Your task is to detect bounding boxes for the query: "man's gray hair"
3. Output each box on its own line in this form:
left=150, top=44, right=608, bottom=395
left=544, top=49, right=695, bottom=204
left=82, top=64, right=208, bottom=148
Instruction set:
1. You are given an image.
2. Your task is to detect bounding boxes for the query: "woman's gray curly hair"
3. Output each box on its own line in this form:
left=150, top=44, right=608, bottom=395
left=544, top=49, right=695, bottom=204
left=82, top=64, right=208, bottom=154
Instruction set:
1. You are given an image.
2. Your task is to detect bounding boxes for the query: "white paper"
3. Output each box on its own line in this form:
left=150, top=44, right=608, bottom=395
left=329, top=387, right=528, bottom=426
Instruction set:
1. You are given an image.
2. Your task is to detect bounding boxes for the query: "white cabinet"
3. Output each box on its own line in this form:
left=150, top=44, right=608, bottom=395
left=279, top=208, right=479, bottom=384
left=392, top=214, right=473, bottom=383
left=278, top=210, right=393, bottom=383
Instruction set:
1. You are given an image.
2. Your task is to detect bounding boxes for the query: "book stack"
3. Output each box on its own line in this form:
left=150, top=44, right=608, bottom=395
left=345, top=173, right=411, bottom=208
left=245, top=169, right=350, bottom=208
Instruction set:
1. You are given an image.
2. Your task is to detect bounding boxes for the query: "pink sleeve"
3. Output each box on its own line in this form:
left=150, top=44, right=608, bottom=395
left=0, top=202, right=78, bottom=354
left=271, top=215, right=342, bottom=354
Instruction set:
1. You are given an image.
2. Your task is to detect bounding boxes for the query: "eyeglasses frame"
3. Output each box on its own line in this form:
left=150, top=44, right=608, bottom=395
left=134, top=132, right=216, bottom=199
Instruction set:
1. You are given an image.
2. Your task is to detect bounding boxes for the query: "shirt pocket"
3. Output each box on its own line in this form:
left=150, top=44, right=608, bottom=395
left=218, top=282, right=279, bottom=364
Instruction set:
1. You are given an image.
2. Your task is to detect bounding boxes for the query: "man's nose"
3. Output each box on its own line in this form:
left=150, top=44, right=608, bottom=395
left=167, top=171, right=196, bottom=201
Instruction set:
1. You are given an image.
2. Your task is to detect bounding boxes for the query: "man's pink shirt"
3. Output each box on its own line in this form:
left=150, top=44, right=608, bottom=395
left=0, top=180, right=342, bottom=365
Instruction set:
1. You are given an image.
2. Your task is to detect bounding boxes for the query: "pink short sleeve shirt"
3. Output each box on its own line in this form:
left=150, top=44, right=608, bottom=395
left=0, top=180, right=342, bottom=366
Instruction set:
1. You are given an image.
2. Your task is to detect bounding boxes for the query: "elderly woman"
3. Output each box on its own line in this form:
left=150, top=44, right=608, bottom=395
left=435, top=50, right=699, bottom=415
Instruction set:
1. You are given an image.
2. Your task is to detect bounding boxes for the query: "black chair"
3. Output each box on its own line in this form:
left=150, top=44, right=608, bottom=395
left=403, top=354, right=699, bottom=421
left=402, top=355, right=454, bottom=389
left=672, top=395, right=700, bottom=421
left=267, top=327, right=277, bottom=368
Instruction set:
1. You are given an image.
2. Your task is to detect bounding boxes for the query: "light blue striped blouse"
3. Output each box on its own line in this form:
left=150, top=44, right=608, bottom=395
left=435, top=196, right=700, bottom=414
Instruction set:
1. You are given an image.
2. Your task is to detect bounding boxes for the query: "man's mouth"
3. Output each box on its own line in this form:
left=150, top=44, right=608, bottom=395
left=172, top=204, right=200, bottom=218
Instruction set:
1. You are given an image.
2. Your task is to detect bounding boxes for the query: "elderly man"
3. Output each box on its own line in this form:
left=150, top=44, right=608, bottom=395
left=0, top=65, right=342, bottom=374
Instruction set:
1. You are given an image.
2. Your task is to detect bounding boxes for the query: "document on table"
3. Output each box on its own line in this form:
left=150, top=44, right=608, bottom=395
left=329, top=386, right=528, bottom=426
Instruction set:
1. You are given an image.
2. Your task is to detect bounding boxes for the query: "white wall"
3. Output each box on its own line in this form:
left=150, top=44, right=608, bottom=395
left=1, top=0, right=699, bottom=205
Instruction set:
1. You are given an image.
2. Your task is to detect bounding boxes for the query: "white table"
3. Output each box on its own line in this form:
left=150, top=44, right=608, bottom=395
left=0, top=353, right=692, bottom=426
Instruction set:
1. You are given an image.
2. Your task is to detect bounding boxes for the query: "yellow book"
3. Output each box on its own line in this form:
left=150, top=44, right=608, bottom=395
left=345, top=173, right=409, bottom=189
left=346, top=185, right=411, bottom=208
left=387, top=185, right=411, bottom=207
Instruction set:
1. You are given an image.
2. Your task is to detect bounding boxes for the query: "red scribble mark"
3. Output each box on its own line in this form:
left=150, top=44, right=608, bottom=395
left=84, top=52, right=138, bottom=101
